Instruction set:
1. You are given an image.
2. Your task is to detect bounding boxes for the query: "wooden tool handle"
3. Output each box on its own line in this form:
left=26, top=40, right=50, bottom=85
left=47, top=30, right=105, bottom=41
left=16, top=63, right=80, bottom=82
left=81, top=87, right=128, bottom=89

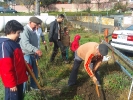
left=25, top=61, right=42, bottom=90
left=95, top=84, right=100, bottom=97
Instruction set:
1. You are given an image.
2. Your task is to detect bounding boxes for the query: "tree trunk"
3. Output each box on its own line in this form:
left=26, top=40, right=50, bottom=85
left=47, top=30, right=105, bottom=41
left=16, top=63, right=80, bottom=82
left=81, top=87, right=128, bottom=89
left=35, top=0, right=40, bottom=15
left=68, top=0, right=71, bottom=3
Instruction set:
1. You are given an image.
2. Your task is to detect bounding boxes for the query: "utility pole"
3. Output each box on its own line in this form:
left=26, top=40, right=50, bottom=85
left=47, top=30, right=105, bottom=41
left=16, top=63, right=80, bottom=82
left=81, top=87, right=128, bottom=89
left=68, top=0, right=71, bottom=3
left=35, top=0, right=40, bottom=15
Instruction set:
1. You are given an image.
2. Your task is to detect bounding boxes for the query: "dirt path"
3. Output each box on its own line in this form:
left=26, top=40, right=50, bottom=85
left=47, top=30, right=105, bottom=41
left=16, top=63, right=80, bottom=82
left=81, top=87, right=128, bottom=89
left=76, top=80, right=118, bottom=100
left=56, top=78, right=119, bottom=100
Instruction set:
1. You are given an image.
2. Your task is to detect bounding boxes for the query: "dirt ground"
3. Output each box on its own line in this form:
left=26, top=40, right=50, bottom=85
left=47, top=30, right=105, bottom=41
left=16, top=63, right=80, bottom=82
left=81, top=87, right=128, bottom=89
left=76, top=80, right=118, bottom=100
left=58, top=78, right=119, bottom=100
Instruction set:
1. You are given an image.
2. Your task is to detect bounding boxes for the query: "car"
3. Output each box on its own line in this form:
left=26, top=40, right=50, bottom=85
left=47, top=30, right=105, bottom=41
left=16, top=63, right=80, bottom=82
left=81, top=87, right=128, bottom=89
left=110, top=25, right=133, bottom=53
left=0, top=7, right=17, bottom=13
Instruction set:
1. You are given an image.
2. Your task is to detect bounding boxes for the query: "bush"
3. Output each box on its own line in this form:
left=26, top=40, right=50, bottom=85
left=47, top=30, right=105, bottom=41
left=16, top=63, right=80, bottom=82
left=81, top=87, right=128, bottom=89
left=0, top=2, right=8, bottom=8
left=113, top=2, right=128, bottom=13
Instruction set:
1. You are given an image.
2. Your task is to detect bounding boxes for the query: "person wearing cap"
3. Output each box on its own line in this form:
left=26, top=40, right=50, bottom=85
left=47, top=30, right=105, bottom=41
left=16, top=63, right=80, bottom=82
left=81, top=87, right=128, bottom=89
left=68, top=42, right=108, bottom=86
left=19, top=16, right=42, bottom=91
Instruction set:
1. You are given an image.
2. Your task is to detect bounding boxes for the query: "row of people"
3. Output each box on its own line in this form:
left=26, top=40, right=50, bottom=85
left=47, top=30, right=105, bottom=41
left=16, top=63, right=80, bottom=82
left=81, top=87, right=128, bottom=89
left=0, top=14, right=108, bottom=100
left=48, top=14, right=108, bottom=87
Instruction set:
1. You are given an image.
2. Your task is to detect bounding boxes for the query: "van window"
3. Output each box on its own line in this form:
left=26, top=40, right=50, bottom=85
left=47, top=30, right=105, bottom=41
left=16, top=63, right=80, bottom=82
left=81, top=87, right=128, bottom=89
left=0, top=7, right=4, bottom=9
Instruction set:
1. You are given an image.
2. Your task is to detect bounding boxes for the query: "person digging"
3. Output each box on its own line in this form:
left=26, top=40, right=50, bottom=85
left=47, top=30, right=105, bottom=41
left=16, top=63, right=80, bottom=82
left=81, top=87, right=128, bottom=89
left=68, top=42, right=108, bottom=87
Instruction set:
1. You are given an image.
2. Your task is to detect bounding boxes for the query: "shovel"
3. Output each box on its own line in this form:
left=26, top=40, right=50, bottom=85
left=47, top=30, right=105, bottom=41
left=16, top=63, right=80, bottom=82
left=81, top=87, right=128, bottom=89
left=25, top=61, right=48, bottom=100
left=35, top=59, right=43, bottom=86
left=95, top=83, right=100, bottom=97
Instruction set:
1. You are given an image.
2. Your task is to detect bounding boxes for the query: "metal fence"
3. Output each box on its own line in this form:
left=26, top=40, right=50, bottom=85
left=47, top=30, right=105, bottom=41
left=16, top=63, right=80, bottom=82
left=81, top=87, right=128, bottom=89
left=102, top=40, right=133, bottom=100
left=68, top=12, right=126, bottom=35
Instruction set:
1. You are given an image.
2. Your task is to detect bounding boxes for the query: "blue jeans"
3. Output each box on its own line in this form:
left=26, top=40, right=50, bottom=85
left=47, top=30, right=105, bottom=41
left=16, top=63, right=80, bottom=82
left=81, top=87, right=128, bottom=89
left=5, top=83, right=23, bottom=100
left=23, top=54, right=38, bottom=91
left=68, top=51, right=100, bottom=86
left=68, top=51, right=83, bottom=86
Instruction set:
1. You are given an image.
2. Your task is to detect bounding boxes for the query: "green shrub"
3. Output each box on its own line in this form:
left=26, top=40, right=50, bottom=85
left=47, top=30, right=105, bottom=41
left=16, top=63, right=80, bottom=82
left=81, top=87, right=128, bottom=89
left=113, top=2, right=128, bottom=12
left=0, top=2, right=8, bottom=8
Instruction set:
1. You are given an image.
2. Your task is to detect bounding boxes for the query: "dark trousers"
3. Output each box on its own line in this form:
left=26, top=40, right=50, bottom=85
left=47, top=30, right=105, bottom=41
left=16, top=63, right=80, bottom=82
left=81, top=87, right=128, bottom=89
left=5, top=83, right=23, bottom=100
left=68, top=59, right=82, bottom=86
left=50, top=40, right=67, bottom=62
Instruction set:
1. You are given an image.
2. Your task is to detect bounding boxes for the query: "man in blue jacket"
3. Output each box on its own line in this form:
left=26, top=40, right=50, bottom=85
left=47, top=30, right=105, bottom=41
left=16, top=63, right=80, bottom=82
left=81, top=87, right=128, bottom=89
left=49, top=14, right=69, bottom=63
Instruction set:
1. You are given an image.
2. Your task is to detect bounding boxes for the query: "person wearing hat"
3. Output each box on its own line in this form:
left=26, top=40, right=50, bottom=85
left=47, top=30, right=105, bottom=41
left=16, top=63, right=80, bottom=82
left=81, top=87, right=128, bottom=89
left=19, top=16, right=42, bottom=91
left=68, top=42, right=108, bottom=86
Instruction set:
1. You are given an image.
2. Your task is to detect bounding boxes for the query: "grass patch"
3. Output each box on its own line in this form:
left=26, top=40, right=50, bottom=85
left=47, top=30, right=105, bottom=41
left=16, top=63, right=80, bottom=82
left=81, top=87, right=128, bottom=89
left=48, top=10, right=122, bottom=16
left=0, top=12, right=34, bottom=16
left=0, top=10, right=124, bottom=16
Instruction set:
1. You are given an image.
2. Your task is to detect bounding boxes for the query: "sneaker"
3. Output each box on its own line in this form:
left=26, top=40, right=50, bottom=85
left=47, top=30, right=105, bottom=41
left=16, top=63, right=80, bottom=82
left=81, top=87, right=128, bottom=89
left=68, top=83, right=77, bottom=87
left=64, top=60, right=69, bottom=64
left=97, top=84, right=101, bottom=87
left=30, top=87, right=39, bottom=91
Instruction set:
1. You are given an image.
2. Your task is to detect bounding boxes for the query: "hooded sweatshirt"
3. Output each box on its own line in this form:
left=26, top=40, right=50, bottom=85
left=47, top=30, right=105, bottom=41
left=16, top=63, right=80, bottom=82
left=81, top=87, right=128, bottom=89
left=70, top=34, right=81, bottom=52
left=0, top=37, right=28, bottom=88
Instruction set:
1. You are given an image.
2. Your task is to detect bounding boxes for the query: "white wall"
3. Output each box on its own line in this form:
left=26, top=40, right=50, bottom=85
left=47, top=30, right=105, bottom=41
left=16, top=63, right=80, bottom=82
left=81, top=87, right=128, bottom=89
left=0, top=0, right=4, bottom=2
left=0, top=13, right=56, bottom=32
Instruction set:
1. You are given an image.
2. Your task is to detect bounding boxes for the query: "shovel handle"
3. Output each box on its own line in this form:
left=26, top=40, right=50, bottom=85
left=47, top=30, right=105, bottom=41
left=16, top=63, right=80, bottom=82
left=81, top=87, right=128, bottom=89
left=25, top=61, right=42, bottom=89
left=95, top=84, right=100, bottom=97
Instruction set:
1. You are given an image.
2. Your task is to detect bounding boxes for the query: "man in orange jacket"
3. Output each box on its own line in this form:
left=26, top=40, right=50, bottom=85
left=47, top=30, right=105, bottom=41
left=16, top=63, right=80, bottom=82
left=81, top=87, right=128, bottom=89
left=68, top=42, right=108, bottom=86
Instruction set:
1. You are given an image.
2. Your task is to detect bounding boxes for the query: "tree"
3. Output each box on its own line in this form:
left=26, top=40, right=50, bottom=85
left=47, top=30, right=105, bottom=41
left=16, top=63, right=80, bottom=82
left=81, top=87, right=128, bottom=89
left=35, top=0, right=40, bottom=15
left=15, top=0, right=34, bottom=13
left=73, top=0, right=83, bottom=12
left=40, top=0, right=57, bottom=12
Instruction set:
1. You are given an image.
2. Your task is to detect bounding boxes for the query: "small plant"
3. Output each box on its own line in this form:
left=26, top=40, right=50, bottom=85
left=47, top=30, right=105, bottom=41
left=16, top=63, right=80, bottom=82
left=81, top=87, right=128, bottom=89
left=74, top=95, right=84, bottom=100
left=103, top=72, right=130, bottom=92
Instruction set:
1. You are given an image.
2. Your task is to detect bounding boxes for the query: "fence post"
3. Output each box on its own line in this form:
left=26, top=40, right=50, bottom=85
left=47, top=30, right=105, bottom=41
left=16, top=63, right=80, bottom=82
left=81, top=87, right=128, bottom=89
left=88, top=13, right=90, bottom=31
left=104, top=29, right=109, bottom=43
left=128, top=79, right=133, bottom=100
left=98, top=15, right=102, bottom=34
left=92, top=14, right=94, bottom=32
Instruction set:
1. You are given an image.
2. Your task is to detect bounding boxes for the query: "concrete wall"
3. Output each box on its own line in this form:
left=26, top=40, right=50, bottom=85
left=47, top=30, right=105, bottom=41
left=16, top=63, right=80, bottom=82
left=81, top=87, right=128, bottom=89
left=0, top=13, right=55, bottom=32
left=76, top=16, right=114, bottom=26
left=75, top=16, right=133, bottom=28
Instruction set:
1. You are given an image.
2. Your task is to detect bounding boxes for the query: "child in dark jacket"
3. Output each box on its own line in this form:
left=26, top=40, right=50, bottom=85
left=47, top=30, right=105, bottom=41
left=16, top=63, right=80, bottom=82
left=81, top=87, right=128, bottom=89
left=61, top=27, right=70, bottom=60
left=0, top=20, right=28, bottom=100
